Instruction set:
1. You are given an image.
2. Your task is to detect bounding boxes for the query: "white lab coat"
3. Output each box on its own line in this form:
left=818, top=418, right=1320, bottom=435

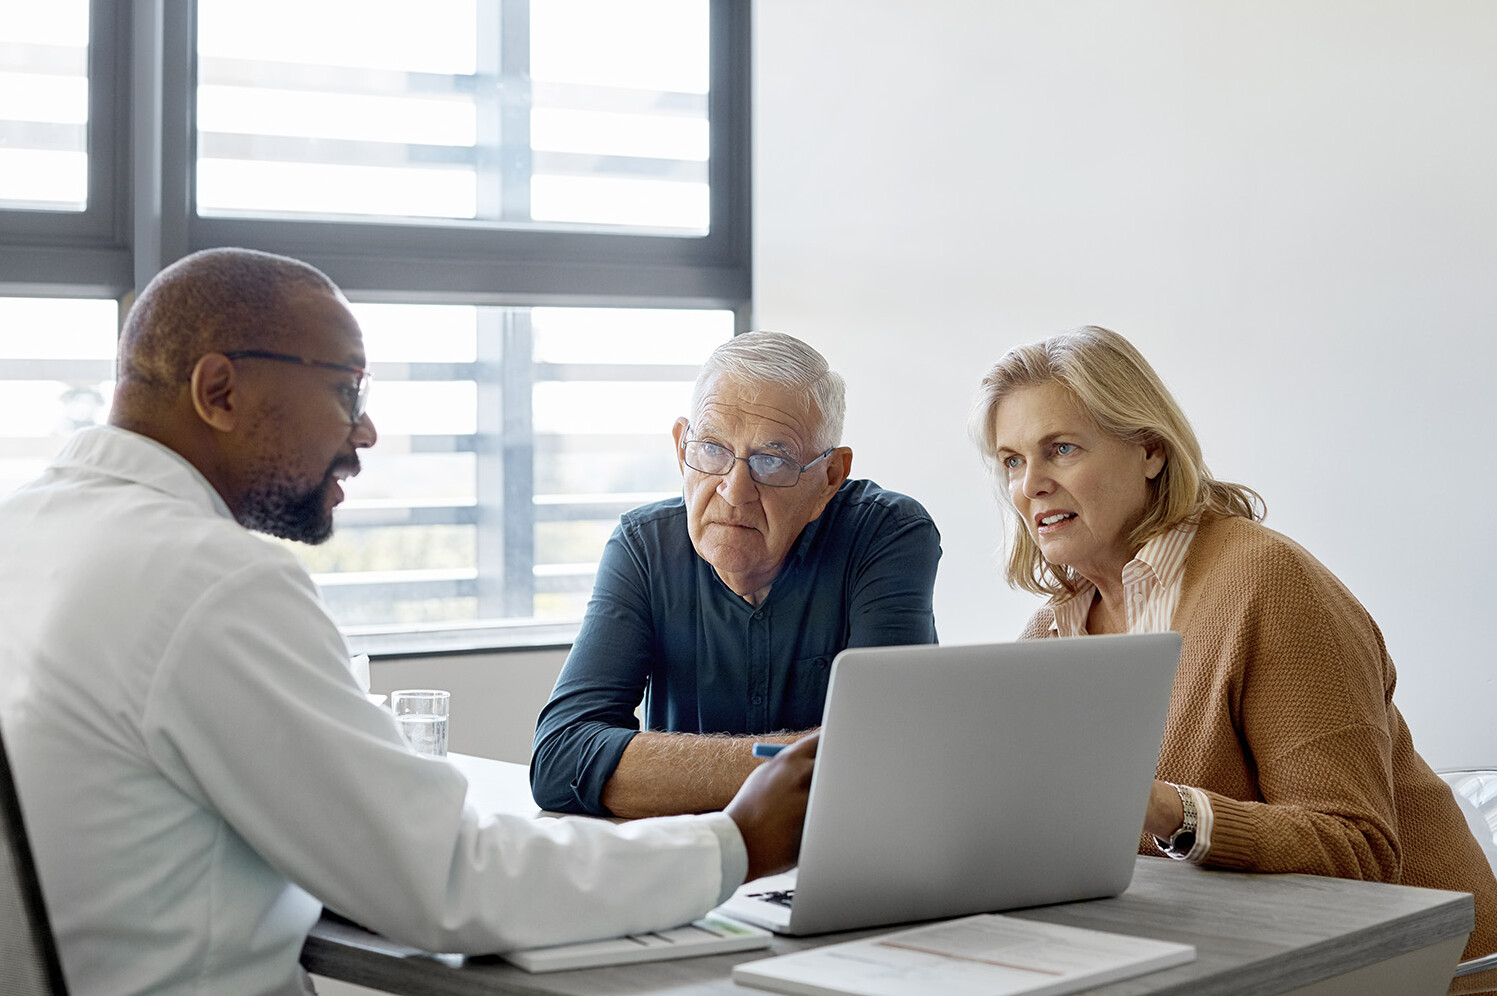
left=0, top=426, right=744, bottom=996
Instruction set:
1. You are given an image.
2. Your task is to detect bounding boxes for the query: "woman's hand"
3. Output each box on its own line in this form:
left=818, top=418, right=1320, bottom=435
left=1144, top=779, right=1186, bottom=839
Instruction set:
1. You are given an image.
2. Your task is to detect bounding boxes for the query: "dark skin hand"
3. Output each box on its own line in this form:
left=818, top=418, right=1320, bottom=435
left=725, top=732, right=820, bottom=882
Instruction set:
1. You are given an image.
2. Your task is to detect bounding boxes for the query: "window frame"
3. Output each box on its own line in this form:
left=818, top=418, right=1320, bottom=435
left=0, top=0, right=750, bottom=305
left=0, top=0, right=753, bottom=653
left=187, top=0, right=749, bottom=308
left=0, top=0, right=131, bottom=296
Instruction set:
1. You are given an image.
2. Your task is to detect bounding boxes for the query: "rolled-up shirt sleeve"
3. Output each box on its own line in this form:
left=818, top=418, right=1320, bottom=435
left=531, top=524, right=655, bottom=814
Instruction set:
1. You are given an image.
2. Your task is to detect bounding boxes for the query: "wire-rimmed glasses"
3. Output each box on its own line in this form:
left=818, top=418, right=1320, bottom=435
left=682, top=438, right=833, bottom=488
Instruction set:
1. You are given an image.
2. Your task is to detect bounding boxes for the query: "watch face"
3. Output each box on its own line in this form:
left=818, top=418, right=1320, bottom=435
left=1170, top=830, right=1196, bottom=855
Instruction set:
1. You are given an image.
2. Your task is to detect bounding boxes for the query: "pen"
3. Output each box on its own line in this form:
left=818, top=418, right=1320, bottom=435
left=751, top=742, right=785, bottom=758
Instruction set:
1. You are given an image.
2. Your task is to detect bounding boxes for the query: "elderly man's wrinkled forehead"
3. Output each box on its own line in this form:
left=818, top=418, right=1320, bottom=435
left=691, top=373, right=821, bottom=455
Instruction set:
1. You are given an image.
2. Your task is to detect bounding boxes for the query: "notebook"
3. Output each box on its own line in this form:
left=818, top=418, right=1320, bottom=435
left=732, top=911, right=1196, bottom=996
left=501, top=912, right=771, bottom=972
left=716, top=633, right=1182, bottom=936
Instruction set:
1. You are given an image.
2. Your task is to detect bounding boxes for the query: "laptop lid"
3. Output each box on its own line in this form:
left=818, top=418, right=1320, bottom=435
left=719, top=632, right=1181, bottom=935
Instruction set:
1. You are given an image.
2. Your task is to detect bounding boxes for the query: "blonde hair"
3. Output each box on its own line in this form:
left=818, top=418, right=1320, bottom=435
left=969, top=326, right=1264, bottom=597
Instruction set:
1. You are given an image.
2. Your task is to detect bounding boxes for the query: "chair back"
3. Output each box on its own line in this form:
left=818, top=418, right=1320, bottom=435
left=1438, top=768, right=1497, bottom=875
left=0, top=721, right=69, bottom=995
left=1438, top=769, right=1497, bottom=980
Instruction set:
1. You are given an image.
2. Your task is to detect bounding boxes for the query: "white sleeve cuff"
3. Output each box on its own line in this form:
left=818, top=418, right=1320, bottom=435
left=1184, top=785, right=1213, bottom=863
left=703, top=812, right=748, bottom=905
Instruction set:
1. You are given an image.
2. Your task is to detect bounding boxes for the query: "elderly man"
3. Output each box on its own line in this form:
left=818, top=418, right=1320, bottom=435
left=0, top=248, right=816, bottom=996
left=531, top=331, right=940, bottom=818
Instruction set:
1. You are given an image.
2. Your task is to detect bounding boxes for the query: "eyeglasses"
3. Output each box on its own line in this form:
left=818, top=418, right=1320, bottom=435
left=682, top=438, right=833, bottom=488
left=223, top=349, right=372, bottom=422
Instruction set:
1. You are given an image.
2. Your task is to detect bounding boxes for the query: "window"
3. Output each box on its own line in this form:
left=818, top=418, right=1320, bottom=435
left=0, top=4, right=90, bottom=211
left=196, top=0, right=711, bottom=233
left=297, top=303, right=730, bottom=637
left=0, top=0, right=750, bottom=654
left=0, top=297, right=117, bottom=495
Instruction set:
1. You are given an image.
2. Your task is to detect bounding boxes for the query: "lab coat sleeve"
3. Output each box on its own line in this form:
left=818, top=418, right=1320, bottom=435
left=140, top=552, right=741, bottom=954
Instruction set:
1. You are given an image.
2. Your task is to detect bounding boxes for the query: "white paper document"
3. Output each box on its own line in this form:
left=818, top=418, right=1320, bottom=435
left=501, top=913, right=771, bottom=973
left=731, top=912, right=1195, bottom=996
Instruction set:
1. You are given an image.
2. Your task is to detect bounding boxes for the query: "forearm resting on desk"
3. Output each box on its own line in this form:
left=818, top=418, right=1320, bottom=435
left=601, top=730, right=812, bottom=819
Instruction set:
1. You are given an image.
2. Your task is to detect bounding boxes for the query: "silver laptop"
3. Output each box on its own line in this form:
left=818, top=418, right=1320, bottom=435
left=717, top=633, right=1182, bottom=936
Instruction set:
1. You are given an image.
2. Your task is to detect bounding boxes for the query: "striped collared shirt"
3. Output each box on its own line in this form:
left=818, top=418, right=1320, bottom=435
left=1048, top=519, right=1199, bottom=637
left=1046, top=518, right=1212, bottom=862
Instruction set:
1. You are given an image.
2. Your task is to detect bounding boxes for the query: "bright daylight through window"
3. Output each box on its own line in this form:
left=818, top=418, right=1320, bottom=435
left=0, top=0, right=745, bottom=651
left=301, top=304, right=731, bottom=634
left=0, top=297, right=116, bottom=496
left=195, top=0, right=711, bottom=232
left=0, top=3, right=89, bottom=210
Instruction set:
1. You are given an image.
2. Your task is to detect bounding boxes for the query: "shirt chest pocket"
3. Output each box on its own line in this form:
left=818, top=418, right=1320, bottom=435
left=773, top=654, right=834, bottom=729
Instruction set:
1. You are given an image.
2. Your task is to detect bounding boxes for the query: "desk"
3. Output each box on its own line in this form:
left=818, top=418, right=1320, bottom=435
left=302, top=755, right=1473, bottom=996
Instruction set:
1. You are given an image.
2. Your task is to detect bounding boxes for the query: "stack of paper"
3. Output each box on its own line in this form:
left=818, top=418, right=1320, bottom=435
left=501, top=913, right=771, bottom=973
left=732, top=913, right=1195, bottom=996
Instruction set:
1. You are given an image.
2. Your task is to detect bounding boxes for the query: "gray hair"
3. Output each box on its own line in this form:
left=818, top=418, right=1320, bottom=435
left=690, top=330, right=846, bottom=451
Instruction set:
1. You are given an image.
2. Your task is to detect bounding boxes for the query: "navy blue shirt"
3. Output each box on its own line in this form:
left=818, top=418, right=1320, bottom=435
left=530, top=478, right=941, bottom=815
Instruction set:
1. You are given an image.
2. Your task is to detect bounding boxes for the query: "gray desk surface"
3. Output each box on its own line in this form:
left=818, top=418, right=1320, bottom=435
left=301, top=756, right=1474, bottom=996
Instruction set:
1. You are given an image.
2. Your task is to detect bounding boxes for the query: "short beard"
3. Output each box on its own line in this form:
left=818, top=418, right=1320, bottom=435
left=238, top=462, right=348, bottom=544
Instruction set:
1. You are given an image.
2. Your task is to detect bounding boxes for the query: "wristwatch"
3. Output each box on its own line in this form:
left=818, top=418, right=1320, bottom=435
left=1154, top=783, right=1197, bottom=860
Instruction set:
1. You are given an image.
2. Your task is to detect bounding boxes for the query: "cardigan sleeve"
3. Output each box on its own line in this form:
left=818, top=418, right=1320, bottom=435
left=1182, top=525, right=1404, bottom=882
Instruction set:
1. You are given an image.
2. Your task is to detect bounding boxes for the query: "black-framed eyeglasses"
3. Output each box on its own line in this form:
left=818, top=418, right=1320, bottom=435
left=223, top=349, right=372, bottom=422
left=682, top=438, right=833, bottom=488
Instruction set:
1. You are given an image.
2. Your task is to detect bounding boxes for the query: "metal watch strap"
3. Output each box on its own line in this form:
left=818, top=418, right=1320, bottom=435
left=1155, top=782, right=1198, bottom=860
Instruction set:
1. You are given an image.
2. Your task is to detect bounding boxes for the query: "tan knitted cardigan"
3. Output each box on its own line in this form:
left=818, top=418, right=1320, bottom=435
left=1022, top=514, right=1497, bottom=988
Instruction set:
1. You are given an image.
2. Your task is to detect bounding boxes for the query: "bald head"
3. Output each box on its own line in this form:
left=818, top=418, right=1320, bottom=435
left=115, top=247, right=340, bottom=405
left=106, top=247, right=376, bottom=544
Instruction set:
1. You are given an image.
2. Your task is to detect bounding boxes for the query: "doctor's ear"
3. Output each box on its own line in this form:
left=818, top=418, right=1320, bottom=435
left=190, top=354, right=240, bottom=432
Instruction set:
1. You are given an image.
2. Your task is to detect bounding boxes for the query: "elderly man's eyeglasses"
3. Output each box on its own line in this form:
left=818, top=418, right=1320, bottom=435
left=223, top=349, right=372, bottom=422
left=683, top=439, right=833, bottom=488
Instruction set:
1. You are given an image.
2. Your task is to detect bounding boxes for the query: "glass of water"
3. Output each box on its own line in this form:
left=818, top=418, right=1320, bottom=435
left=390, top=689, right=450, bottom=758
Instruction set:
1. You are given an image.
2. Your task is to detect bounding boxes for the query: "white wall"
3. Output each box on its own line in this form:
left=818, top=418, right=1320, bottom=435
left=753, top=0, right=1497, bottom=766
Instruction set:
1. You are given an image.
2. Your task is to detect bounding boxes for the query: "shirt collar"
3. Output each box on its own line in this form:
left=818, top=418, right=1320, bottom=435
left=1133, top=518, right=1198, bottom=594
left=54, top=425, right=235, bottom=521
left=1047, top=518, right=1200, bottom=635
left=1049, top=580, right=1096, bottom=636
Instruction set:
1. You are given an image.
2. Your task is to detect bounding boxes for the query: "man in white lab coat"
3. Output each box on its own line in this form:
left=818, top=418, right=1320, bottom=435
left=0, top=247, right=816, bottom=996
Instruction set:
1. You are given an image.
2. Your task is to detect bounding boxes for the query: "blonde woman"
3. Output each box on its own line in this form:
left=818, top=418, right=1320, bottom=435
left=972, top=326, right=1496, bottom=991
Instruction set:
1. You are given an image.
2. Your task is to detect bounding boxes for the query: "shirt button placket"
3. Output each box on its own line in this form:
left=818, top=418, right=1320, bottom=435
left=748, top=607, right=769, bottom=728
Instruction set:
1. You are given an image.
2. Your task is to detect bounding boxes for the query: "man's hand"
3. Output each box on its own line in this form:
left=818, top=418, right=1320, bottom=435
left=724, top=732, right=820, bottom=882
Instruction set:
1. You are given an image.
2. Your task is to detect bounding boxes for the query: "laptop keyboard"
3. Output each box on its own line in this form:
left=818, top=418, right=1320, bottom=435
left=748, top=888, right=795, bottom=909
